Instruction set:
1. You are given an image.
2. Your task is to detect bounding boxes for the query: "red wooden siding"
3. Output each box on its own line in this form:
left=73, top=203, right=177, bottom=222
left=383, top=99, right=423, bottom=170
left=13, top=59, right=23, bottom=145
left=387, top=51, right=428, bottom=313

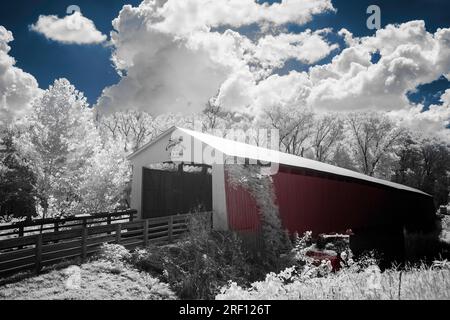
left=272, top=170, right=395, bottom=235
left=223, top=165, right=422, bottom=236
left=224, top=171, right=261, bottom=232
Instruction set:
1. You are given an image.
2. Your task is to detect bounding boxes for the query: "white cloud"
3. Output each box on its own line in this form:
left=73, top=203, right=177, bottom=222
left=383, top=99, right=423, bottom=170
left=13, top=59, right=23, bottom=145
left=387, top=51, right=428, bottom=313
left=98, top=3, right=235, bottom=115
left=215, top=70, right=313, bottom=114
left=31, top=12, right=107, bottom=45
left=387, top=90, right=450, bottom=141
left=306, top=21, right=450, bottom=112
left=96, top=0, right=336, bottom=115
left=228, top=20, right=450, bottom=140
left=97, top=1, right=449, bottom=141
left=0, top=26, right=41, bottom=125
left=152, top=0, right=335, bottom=35
left=98, top=39, right=231, bottom=115
left=304, top=21, right=450, bottom=140
left=254, top=29, right=338, bottom=67
left=251, top=71, right=312, bottom=113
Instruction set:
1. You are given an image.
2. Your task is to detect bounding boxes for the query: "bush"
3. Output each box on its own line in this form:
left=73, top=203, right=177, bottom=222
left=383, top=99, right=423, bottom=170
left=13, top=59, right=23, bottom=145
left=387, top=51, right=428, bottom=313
left=441, top=215, right=450, bottom=242
left=99, top=243, right=132, bottom=264
left=404, top=216, right=450, bottom=263
left=129, top=215, right=252, bottom=300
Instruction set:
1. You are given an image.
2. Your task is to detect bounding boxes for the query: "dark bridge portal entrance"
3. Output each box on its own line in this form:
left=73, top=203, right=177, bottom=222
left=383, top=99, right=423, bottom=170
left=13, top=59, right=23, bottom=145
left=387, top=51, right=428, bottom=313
left=142, top=167, right=212, bottom=219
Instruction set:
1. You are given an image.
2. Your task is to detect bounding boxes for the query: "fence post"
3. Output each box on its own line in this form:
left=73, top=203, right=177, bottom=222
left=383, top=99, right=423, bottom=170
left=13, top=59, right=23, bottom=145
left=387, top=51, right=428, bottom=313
left=35, top=234, right=43, bottom=274
left=115, top=224, right=122, bottom=245
left=81, top=227, right=88, bottom=262
left=107, top=216, right=112, bottom=235
left=19, top=225, right=24, bottom=238
left=168, top=216, right=173, bottom=243
left=18, top=226, right=24, bottom=249
left=54, top=222, right=60, bottom=244
left=143, top=219, right=149, bottom=247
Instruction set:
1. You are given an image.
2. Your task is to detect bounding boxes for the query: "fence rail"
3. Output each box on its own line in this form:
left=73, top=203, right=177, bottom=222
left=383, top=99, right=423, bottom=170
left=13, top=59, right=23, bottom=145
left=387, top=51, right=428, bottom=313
left=0, top=210, right=137, bottom=240
left=0, top=212, right=213, bottom=277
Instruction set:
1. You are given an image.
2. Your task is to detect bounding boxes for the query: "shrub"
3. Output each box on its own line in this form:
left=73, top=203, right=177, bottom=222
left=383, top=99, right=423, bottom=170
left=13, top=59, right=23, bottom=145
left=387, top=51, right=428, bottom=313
left=129, top=214, right=252, bottom=300
left=440, top=215, right=450, bottom=243
left=404, top=215, right=450, bottom=263
left=98, top=243, right=132, bottom=264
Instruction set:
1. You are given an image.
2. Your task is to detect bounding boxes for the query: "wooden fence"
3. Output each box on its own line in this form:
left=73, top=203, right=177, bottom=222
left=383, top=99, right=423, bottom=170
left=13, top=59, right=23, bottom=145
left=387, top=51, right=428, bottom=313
left=0, top=212, right=212, bottom=277
left=0, top=210, right=137, bottom=240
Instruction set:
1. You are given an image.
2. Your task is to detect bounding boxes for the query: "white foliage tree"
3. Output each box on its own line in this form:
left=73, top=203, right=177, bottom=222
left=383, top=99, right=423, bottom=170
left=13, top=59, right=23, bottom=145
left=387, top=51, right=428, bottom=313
left=99, top=110, right=195, bottom=153
left=330, top=142, right=358, bottom=171
left=346, top=112, right=407, bottom=177
left=310, top=114, right=344, bottom=162
left=99, top=110, right=155, bottom=152
left=262, top=104, right=314, bottom=156
left=77, top=139, right=130, bottom=212
left=15, top=79, right=129, bottom=218
left=200, top=97, right=254, bottom=134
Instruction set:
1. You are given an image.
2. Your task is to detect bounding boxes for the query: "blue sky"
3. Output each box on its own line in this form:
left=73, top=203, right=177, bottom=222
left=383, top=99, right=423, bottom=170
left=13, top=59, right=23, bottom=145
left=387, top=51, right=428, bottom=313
left=0, top=0, right=140, bottom=103
left=1, top=0, right=449, bottom=106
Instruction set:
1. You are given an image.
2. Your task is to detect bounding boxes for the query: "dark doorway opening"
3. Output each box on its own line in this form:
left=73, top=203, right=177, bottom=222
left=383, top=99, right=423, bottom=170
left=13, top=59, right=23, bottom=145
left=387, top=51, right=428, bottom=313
left=142, top=166, right=212, bottom=219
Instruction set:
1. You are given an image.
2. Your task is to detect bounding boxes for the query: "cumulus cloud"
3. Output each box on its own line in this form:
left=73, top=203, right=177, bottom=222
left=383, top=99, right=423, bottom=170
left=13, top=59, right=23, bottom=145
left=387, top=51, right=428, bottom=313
left=0, top=26, right=40, bottom=125
left=152, top=0, right=335, bottom=34
left=387, top=90, right=450, bottom=141
left=254, top=29, right=339, bottom=67
left=98, top=39, right=231, bottom=114
left=96, top=1, right=449, bottom=141
left=307, top=21, right=449, bottom=140
left=96, top=0, right=336, bottom=114
left=307, top=21, right=450, bottom=112
left=221, top=21, right=450, bottom=113
left=247, top=71, right=312, bottom=113
left=31, top=12, right=107, bottom=45
left=245, top=21, right=450, bottom=139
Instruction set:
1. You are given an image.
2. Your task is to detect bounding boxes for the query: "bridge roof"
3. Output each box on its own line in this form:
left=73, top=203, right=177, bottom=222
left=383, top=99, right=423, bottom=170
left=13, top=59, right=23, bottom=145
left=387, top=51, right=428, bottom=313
left=128, top=126, right=429, bottom=196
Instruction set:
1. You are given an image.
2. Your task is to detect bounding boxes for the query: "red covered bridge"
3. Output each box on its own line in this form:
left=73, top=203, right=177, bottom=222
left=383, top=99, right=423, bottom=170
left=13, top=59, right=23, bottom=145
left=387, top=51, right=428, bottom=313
left=129, top=127, right=436, bottom=260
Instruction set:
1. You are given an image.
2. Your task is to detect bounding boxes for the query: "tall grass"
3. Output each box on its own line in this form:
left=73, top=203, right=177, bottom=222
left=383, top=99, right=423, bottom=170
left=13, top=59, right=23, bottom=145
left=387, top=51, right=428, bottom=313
left=293, top=265, right=450, bottom=300
left=216, top=263, right=450, bottom=300
left=217, top=228, right=450, bottom=300
left=129, top=214, right=252, bottom=299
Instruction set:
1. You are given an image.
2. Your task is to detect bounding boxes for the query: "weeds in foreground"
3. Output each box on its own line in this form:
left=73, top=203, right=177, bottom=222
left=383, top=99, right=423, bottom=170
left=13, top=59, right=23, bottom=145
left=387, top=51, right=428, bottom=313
left=128, top=215, right=252, bottom=299
left=216, top=232, right=450, bottom=300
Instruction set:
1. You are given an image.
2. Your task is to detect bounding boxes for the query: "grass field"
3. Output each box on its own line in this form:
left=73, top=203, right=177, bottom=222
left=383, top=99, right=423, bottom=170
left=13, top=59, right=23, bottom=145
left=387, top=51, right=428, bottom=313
left=0, top=259, right=175, bottom=300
